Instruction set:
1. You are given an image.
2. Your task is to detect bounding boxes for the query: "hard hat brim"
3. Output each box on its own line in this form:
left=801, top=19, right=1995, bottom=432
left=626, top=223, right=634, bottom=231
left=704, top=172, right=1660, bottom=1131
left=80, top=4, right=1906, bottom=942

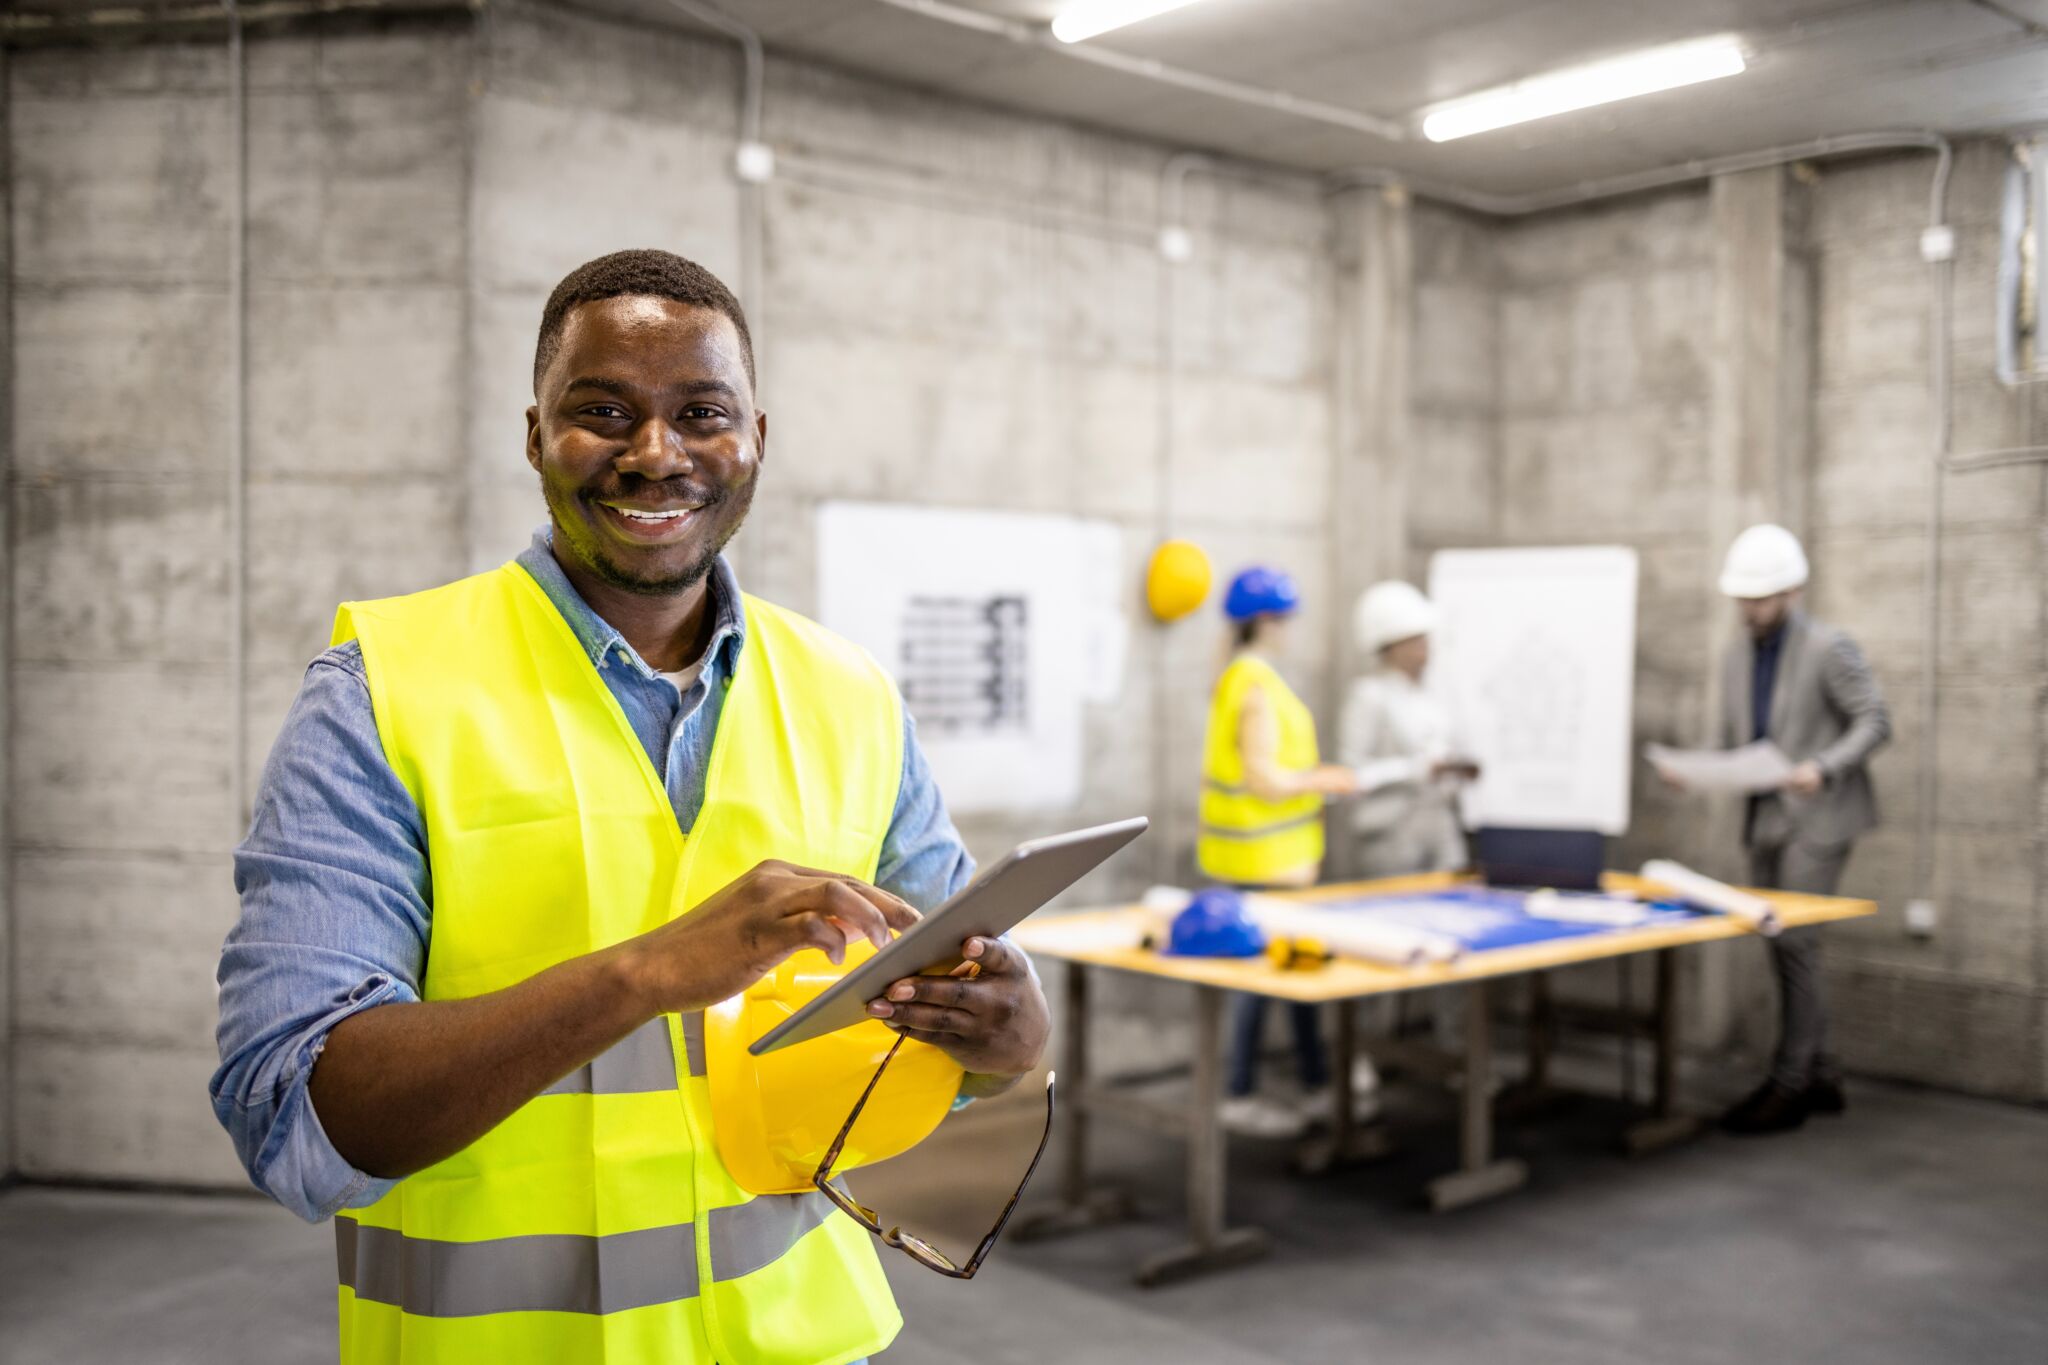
left=1718, top=570, right=1807, bottom=599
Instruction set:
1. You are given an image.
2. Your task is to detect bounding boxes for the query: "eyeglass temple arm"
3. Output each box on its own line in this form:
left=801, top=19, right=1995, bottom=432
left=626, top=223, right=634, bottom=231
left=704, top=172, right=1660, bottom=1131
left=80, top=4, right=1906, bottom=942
left=958, top=1071, right=1057, bottom=1277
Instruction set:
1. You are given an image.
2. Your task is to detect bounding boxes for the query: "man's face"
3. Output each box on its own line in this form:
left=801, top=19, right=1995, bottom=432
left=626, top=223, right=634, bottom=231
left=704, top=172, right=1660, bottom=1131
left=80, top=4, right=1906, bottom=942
left=526, top=296, right=763, bottom=596
left=1738, top=590, right=1796, bottom=640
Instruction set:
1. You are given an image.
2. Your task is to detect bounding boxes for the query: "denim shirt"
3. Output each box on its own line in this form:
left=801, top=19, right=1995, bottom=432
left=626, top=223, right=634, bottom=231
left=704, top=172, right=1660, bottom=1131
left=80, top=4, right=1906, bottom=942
left=212, top=528, right=976, bottom=1223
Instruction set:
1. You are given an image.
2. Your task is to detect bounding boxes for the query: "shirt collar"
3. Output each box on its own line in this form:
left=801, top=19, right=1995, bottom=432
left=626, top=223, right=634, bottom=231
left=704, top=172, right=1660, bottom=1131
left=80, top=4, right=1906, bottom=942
left=515, top=525, right=747, bottom=680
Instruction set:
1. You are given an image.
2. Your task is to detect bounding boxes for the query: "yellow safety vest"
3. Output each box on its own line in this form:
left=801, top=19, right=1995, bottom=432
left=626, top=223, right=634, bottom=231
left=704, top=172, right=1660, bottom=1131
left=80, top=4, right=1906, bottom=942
left=329, top=561, right=907, bottom=1365
left=1197, top=653, right=1325, bottom=886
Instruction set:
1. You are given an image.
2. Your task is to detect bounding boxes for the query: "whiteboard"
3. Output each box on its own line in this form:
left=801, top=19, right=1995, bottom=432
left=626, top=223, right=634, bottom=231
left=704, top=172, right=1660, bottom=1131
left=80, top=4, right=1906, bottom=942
left=816, top=502, right=1124, bottom=814
left=1426, top=546, right=1638, bottom=835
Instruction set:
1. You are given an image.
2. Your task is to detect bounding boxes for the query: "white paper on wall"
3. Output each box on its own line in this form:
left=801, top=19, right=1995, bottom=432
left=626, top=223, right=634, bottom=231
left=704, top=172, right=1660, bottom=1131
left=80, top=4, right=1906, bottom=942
left=1077, top=521, right=1129, bottom=706
left=1426, top=546, right=1639, bottom=835
left=816, top=502, right=1126, bottom=814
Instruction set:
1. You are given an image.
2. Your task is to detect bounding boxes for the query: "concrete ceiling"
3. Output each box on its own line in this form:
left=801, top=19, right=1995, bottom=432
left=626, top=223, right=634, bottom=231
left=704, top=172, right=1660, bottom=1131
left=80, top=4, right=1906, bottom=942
left=665, top=0, right=2048, bottom=193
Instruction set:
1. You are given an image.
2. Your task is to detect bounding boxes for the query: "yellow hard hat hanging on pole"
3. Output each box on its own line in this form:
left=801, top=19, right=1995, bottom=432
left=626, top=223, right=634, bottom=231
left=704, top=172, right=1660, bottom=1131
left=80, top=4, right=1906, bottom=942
left=1145, top=539, right=1212, bottom=621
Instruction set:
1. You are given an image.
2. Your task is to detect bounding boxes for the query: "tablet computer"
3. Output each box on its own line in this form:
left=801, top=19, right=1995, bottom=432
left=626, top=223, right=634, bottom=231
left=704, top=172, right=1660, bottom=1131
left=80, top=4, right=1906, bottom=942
left=748, top=815, right=1148, bottom=1055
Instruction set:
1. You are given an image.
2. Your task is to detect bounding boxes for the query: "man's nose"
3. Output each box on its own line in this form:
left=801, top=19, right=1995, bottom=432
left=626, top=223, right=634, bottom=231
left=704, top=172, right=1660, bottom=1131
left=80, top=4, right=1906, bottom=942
left=617, top=419, right=693, bottom=479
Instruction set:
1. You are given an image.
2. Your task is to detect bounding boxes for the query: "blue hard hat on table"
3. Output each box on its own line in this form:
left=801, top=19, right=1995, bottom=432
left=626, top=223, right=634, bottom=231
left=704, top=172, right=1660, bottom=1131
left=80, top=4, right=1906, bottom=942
left=1164, top=887, right=1267, bottom=958
left=1223, top=566, right=1299, bottom=622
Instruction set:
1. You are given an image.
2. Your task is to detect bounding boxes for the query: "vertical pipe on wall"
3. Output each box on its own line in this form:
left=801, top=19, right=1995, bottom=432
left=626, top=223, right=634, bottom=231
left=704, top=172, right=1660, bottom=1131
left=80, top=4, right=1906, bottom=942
left=1916, top=141, right=1954, bottom=912
left=2034, top=138, right=2046, bottom=374
left=1152, top=151, right=1206, bottom=885
left=1157, top=151, right=1205, bottom=540
left=1995, top=151, right=2029, bottom=386
left=225, top=2, right=250, bottom=834
left=1, top=39, right=16, bottom=1179
left=661, top=1, right=765, bottom=328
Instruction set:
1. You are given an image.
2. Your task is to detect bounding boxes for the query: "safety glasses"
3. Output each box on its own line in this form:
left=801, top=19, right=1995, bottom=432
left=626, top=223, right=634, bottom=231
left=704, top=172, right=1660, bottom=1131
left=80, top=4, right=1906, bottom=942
left=812, top=1032, right=1055, bottom=1279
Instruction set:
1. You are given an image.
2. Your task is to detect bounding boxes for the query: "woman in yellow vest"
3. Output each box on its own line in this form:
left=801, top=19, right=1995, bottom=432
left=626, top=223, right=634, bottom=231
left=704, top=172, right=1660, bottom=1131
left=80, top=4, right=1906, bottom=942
left=1199, top=567, right=1358, bottom=1138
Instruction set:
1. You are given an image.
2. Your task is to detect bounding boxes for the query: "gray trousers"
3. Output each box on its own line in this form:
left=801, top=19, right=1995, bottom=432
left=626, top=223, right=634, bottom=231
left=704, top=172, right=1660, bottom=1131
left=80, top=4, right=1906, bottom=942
left=1747, top=840, right=1852, bottom=1089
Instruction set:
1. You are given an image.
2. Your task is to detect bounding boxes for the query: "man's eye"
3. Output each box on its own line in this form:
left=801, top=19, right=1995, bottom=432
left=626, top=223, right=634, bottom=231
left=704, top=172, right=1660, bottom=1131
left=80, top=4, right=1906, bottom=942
left=584, top=405, right=628, bottom=420
left=684, top=406, right=726, bottom=421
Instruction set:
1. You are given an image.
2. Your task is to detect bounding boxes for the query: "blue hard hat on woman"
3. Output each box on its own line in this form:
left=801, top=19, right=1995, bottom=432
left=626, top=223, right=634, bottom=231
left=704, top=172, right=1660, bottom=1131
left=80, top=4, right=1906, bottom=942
left=1223, top=566, right=1300, bottom=622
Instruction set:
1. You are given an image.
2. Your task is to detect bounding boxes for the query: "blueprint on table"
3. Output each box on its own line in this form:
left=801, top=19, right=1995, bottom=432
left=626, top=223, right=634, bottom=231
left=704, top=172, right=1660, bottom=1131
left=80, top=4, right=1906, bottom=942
left=1308, top=888, right=1708, bottom=954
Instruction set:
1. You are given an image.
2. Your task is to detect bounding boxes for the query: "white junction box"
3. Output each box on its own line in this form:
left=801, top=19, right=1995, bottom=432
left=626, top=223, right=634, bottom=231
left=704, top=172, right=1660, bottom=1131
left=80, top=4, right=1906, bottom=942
left=1905, top=898, right=1939, bottom=938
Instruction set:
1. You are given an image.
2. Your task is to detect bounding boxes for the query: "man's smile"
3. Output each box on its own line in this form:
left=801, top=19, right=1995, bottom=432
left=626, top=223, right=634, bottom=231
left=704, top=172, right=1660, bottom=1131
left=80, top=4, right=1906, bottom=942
left=595, top=498, right=707, bottom=543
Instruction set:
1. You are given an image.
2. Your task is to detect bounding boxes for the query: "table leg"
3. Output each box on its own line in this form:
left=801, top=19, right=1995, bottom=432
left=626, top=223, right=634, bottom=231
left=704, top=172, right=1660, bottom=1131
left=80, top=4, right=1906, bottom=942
left=1526, top=972, right=1553, bottom=1090
left=1293, top=996, right=1395, bottom=1175
left=1651, top=949, right=1678, bottom=1115
left=1426, top=979, right=1528, bottom=1212
left=1014, top=962, right=1134, bottom=1241
left=1061, top=958, right=1092, bottom=1206
left=1624, top=948, right=1703, bottom=1155
left=1499, top=969, right=1571, bottom=1121
left=1134, top=986, right=1270, bottom=1286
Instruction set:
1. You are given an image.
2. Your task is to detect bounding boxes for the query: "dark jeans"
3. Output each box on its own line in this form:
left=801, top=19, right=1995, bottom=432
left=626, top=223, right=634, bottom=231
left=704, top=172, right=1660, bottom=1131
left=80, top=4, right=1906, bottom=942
left=1226, top=995, right=1328, bottom=1098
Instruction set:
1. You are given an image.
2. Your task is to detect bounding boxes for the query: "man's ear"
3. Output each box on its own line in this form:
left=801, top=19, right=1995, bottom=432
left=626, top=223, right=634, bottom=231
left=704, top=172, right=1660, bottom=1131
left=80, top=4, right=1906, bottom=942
left=525, top=406, right=543, bottom=473
left=754, top=409, right=768, bottom=467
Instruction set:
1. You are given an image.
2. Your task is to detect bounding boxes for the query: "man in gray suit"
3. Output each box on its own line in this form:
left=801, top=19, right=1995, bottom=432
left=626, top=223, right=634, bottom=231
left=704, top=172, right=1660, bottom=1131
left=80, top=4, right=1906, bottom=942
left=1666, top=524, right=1892, bottom=1134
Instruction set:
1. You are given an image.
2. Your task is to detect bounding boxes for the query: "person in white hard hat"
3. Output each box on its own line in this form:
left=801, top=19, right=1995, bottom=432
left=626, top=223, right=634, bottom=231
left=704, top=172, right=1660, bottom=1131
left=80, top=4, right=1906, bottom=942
left=1337, top=583, right=1480, bottom=1094
left=1340, top=582, right=1480, bottom=879
left=1659, top=524, right=1891, bottom=1136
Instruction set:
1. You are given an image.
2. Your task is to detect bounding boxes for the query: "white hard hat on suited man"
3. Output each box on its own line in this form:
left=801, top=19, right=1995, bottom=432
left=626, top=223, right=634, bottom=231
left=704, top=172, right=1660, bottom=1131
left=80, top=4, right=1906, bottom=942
left=1355, top=581, right=1438, bottom=654
left=1718, top=523, right=1809, bottom=599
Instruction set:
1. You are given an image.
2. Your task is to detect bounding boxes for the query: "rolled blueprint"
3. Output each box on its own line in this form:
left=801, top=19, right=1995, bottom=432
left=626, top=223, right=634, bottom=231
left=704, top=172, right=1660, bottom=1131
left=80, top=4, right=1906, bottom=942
left=1244, top=896, right=1464, bottom=967
left=1639, top=859, right=1781, bottom=937
left=1525, top=888, right=1656, bottom=927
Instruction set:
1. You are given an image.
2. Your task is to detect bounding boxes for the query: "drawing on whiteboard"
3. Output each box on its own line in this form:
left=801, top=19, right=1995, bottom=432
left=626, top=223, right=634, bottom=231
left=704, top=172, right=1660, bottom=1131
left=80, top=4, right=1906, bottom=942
left=899, top=594, right=1030, bottom=734
left=1479, top=630, right=1584, bottom=767
left=1427, top=545, right=1638, bottom=834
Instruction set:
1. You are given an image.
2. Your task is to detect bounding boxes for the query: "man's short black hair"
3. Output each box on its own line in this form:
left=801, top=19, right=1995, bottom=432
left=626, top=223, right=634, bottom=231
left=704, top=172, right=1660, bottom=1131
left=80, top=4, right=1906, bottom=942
left=533, top=248, right=755, bottom=394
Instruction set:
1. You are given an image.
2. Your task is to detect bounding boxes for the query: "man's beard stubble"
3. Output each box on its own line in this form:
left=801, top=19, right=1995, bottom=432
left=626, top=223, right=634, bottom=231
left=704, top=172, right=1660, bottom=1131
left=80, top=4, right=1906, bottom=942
left=544, top=471, right=756, bottom=598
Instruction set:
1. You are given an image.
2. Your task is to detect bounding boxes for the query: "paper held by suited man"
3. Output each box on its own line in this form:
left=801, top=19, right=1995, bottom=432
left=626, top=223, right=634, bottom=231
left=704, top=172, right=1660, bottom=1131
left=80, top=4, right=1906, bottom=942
left=1645, top=740, right=1794, bottom=793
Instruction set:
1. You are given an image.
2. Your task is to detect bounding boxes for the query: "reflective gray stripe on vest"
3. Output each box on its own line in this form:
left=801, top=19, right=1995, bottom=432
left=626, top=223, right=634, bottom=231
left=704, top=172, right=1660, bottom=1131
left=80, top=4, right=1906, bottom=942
left=539, top=1014, right=694, bottom=1096
left=708, top=1191, right=837, bottom=1281
left=680, top=1010, right=706, bottom=1077
left=334, top=1192, right=840, bottom=1317
left=1202, top=778, right=1249, bottom=796
left=1198, top=811, right=1322, bottom=840
left=336, top=1217, right=696, bottom=1317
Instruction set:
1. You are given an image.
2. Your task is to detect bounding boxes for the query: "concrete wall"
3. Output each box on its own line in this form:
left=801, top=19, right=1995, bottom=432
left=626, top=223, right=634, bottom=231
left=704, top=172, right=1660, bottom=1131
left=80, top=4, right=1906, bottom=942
left=5, top=24, right=473, bottom=1184
left=2, top=44, right=15, bottom=1180
left=1418, top=148, right=2047, bottom=1100
left=1407, top=202, right=1499, bottom=566
left=1800, top=144, right=2047, bottom=1098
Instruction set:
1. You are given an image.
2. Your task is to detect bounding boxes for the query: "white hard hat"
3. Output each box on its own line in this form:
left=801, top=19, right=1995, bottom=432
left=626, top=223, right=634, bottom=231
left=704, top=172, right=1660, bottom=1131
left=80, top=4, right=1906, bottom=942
left=1355, top=581, right=1437, bottom=654
left=1719, top=523, right=1809, bottom=599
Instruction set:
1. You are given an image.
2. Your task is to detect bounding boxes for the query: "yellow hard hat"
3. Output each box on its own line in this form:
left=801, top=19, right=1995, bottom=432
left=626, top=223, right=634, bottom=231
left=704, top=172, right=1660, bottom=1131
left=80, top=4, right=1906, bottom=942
left=705, top=940, right=966, bottom=1195
left=1146, top=539, right=1212, bottom=621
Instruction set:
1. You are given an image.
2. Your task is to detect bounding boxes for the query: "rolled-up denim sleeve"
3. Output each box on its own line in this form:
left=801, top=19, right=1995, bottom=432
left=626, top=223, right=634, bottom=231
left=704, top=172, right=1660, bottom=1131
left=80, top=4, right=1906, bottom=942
left=876, top=710, right=1046, bottom=1111
left=873, top=710, right=975, bottom=911
left=211, top=642, right=430, bottom=1223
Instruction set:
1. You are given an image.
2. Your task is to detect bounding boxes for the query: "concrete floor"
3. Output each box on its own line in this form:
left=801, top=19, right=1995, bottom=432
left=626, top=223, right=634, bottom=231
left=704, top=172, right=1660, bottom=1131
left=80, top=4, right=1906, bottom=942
left=4, top=1078, right=2045, bottom=1365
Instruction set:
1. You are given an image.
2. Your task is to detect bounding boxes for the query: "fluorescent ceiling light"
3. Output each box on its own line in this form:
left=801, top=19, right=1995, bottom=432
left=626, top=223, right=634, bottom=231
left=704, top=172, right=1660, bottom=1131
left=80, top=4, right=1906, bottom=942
left=1421, top=35, right=1747, bottom=142
left=1051, top=0, right=1209, bottom=45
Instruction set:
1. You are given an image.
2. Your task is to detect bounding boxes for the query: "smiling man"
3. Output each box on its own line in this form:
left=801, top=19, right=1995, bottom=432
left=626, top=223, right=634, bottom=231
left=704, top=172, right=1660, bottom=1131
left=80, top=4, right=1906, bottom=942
left=212, top=249, right=1050, bottom=1365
